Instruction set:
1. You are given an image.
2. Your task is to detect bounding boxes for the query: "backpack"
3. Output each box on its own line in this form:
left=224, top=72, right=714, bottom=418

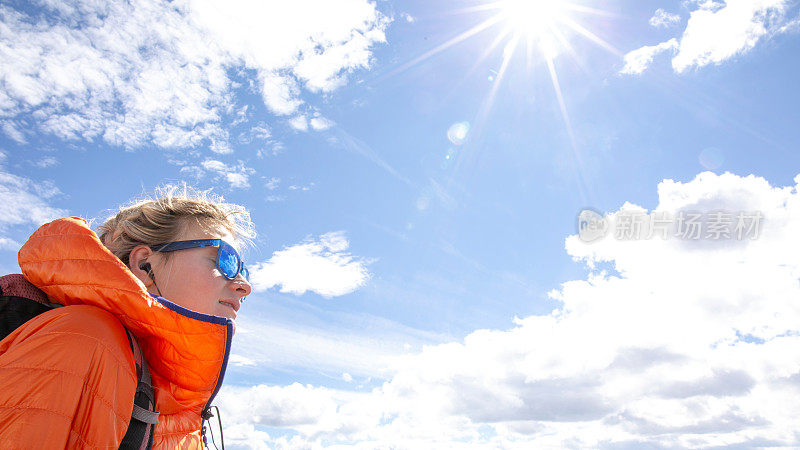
left=0, top=274, right=160, bottom=449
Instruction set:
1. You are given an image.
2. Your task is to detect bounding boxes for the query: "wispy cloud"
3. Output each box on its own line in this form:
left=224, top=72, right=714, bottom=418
left=218, top=172, right=800, bottom=447
left=327, top=128, right=413, bottom=187
left=199, top=159, right=255, bottom=189
left=228, top=308, right=443, bottom=378
left=0, top=121, right=27, bottom=144
left=0, top=237, right=21, bottom=252
left=0, top=0, right=388, bottom=150
left=623, top=0, right=795, bottom=74
left=0, top=166, right=67, bottom=232
left=264, top=177, right=280, bottom=190
left=250, top=231, right=370, bottom=298
left=33, top=156, right=59, bottom=168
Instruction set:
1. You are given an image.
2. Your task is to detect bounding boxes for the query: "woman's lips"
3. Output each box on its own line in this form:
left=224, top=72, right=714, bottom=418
left=219, top=300, right=238, bottom=319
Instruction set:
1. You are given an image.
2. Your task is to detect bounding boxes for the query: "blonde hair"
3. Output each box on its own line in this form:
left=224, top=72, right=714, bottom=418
left=98, top=185, right=255, bottom=266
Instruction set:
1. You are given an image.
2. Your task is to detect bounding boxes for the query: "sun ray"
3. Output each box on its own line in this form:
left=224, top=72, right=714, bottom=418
left=485, top=34, right=519, bottom=111
left=446, top=3, right=506, bottom=15
left=466, top=33, right=520, bottom=143
left=525, top=33, right=535, bottom=74
left=550, top=24, right=592, bottom=77
left=451, top=33, right=521, bottom=181
left=381, top=0, right=617, bottom=205
left=466, top=25, right=515, bottom=78
left=433, top=25, right=514, bottom=118
left=560, top=15, right=622, bottom=56
left=379, top=15, right=504, bottom=81
left=563, top=4, right=620, bottom=17
left=544, top=55, right=590, bottom=204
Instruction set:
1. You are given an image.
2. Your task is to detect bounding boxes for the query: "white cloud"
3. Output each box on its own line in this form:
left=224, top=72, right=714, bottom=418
left=264, top=177, right=280, bottom=190
left=623, top=0, right=795, bottom=74
left=229, top=354, right=257, bottom=367
left=288, top=182, right=314, bottom=191
left=219, top=172, right=800, bottom=447
left=259, top=73, right=303, bottom=116
left=33, top=156, right=59, bottom=168
left=0, top=167, right=67, bottom=230
left=672, top=0, right=789, bottom=72
left=1, top=121, right=27, bottom=144
left=178, top=165, right=206, bottom=181
left=620, top=39, right=679, bottom=74
left=649, top=8, right=681, bottom=28
left=229, top=311, right=439, bottom=378
left=250, top=124, right=272, bottom=141
left=249, top=231, right=370, bottom=297
left=0, top=237, right=21, bottom=251
left=289, top=111, right=333, bottom=132
left=200, top=159, right=255, bottom=189
left=288, top=115, right=309, bottom=132
left=0, top=0, right=388, bottom=149
left=310, top=115, right=334, bottom=131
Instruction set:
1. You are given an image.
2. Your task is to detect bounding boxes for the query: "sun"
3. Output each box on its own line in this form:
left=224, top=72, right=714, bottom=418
left=382, top=0, right=620, bottom=204
left=497, top=0, right=568, bottom=38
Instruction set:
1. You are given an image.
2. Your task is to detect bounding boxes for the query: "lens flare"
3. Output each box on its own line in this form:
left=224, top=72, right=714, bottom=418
left=447, top=122, right=470, bottom=145
left=699, top=147, right=724, bottom=170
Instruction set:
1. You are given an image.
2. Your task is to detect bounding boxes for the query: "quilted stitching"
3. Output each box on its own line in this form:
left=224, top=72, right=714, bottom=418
left=15, top=217, right=231, bottom=448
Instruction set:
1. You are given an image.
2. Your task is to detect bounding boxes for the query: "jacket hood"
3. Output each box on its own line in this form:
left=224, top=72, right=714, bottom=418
left=18, top=217, right=231, bottom=442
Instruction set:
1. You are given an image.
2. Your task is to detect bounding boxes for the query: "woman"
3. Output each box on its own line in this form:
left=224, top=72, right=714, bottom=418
left=0, top=187, right=254, bottom=448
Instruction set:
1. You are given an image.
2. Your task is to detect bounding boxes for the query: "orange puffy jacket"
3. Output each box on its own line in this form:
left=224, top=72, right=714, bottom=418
left=0, top=217, right=233, bottom=448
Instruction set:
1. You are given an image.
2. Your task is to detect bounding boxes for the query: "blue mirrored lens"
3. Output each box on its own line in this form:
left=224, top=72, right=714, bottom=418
left=218, top=243, right=240, bottom=279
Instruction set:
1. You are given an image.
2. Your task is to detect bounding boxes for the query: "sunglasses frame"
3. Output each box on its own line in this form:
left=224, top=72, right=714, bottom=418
left=150, top=239, right=249, bottom=281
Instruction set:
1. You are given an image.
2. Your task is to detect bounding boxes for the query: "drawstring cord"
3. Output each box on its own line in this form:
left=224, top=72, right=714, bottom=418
left=201, top=406, right=225, bottom=450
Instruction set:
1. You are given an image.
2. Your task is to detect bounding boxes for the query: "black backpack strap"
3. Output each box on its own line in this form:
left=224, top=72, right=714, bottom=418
left=0, top=274, right=60, bottom=341
left=130, top=352, right=159, bottom=425
left=119, top=329, right=159, bottom=450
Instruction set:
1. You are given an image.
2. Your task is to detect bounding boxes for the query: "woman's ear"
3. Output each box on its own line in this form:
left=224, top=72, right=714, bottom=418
left=128, top=245, right=155, bottom=287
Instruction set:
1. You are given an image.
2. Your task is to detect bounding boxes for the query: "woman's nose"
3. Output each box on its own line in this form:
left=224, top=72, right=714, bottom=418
left=231, top=274, right=252, bottom=297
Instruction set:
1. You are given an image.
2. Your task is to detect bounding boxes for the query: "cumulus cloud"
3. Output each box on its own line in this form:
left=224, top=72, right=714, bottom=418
left=649, top=8, right=681, bottom=28
left=0, top=0, right=387, bottom=149
left=623, top=0, right=795, bottom=74
left=249, top=231, right=370, bottom=297
left=219, top=172, right=800, bottom=448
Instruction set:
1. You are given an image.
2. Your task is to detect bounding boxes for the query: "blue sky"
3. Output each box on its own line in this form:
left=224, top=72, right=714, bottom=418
left=2, top=0, right=800, bottom=447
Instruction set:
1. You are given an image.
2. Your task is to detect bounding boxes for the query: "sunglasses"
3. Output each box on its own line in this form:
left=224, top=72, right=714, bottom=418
left=150, top=239, right=250, bottom=281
